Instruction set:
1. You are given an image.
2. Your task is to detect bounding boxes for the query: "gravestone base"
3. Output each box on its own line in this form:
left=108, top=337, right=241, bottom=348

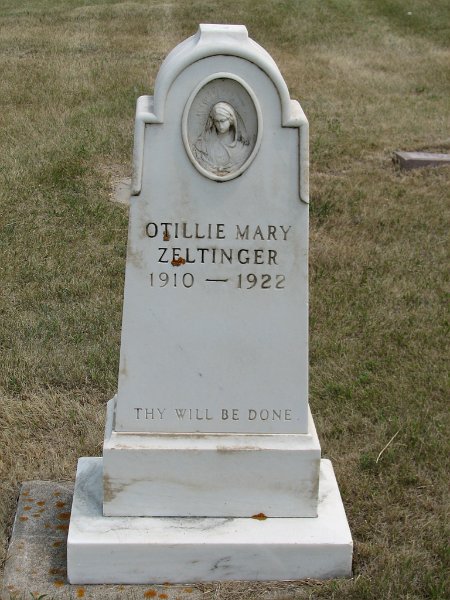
left=103, top=398, right=321, bottom=517
left=67, top=458, right=352, bottom=584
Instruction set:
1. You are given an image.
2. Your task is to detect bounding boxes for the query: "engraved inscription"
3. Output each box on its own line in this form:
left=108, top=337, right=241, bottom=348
left=145, top=222, right=290, bottom=241
left=144, top=221, right=292, bottom=291
left=134, top=407, right=293, bottom=422
left=135, top=218, right=296, bottom=426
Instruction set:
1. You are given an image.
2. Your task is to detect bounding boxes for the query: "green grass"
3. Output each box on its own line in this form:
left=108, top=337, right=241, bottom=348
left=0, top=1, right=449, bottom=598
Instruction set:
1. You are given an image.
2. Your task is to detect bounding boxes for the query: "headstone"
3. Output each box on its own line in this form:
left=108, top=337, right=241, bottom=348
left=67, top=24, right=352, bottom=584
left=393, top=150, right=450, bottom=170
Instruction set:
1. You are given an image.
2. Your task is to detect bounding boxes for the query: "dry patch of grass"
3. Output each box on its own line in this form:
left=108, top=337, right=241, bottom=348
left=0, top=1, right=449, bottom=598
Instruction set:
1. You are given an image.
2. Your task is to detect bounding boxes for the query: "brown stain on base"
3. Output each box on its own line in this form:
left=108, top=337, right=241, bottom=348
left=251, top=512, right=267, bottom=520
left=144, top=591, right=157, bottom=598
left=103, top=473, right=115, bottom=503
left=36, top=500, right=46, bottom=506
left=53, top=540, right=62, bottom=547
left=19, top=516, right=28, bottom=522
left=58, top=511, right=71, bottom=520
left=76, top=588, right=85, bottom=598
left=171, top=257, right=186, bottom=266
left=103, top=474, right=131, bottom=503
left=54, top=580, right=65, bottom=587
left=56, top=523, right=69, bottom=531
left=56, top=501, right=66, bottom=508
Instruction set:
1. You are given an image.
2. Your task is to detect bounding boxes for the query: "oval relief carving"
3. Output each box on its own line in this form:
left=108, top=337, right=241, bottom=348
left=182, top=73, right=262, bottom=181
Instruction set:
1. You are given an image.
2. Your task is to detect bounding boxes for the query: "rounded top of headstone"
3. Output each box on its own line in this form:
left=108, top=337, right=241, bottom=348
left=132, top=24, right=309, bottom=201
left=149, top=24, right=305, bottom=128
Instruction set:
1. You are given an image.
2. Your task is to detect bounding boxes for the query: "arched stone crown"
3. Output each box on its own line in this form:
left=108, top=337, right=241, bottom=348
left=131, top=24, right=309, bottom=202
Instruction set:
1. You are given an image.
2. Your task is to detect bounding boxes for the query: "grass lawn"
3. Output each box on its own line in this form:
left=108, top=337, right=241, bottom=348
left=0, top=1, right=449, bottom=598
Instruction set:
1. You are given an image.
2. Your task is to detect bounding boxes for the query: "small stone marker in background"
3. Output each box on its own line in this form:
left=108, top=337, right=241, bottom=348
left=67, top=24, right=352, bottom=584
left=393, top=150, right=450, bottom=170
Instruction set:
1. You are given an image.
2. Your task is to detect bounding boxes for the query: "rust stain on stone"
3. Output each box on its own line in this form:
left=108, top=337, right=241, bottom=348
left=53, top=540, right=62, bottom=547
left=76, top=588, right=85, bottom=598
left=19, top=516, right=28, bottom=522
left=171, top=256, right=186, bottom=266
left=36, top=500, right=46, bottom=506
left=56, top=523, right=69, bottom=531
left=58, top=511, right=71, bottom=520
left=184, top=588, right=194, bottom=593
left=251, top=512, right=267, bottom=520
left=54, top=580, right=65, bottom=587
left=55, top=500, right=66, bottom=508
left=163, top=231, right=170, bottom=241
left=159, top=594, right=168, bottom=599
left=23, top=506, right=32, bottom=511
left=144, top=591, right=157, bottom=598
left=54, top=491, right=61, bottom=497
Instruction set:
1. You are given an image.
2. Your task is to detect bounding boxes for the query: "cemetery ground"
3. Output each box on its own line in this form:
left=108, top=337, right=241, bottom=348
left=0, top=1, right=448, bottom=598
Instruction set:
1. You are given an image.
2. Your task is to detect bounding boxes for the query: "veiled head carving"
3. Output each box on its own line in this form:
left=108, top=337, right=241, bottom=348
left=182, top=74, right=262, bottom=181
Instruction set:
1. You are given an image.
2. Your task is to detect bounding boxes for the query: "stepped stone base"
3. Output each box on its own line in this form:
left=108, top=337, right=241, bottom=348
left=67, top=457, right=352, bottom=584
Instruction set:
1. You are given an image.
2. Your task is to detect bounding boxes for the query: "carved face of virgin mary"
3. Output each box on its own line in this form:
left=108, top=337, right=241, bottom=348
left=209, top=102, right=237, bottom=137
left=192, top=102, right=248, bottom=175
left=184, top=76, right=261, bottom=180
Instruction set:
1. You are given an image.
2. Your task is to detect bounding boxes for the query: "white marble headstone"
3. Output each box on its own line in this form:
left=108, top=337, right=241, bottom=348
left=68, top=25, right=352, bottom=583
left=115, top=24, right=310, bottom=436
left=101, top=24, right=317, bottom=518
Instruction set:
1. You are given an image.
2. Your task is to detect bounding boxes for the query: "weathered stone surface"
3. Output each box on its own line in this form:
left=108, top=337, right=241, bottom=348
left=68, top=458, right=352, bottom=584
left=393, top=150, right=450, bottom=170
left=115, top=24, right=310, bottom=437
left=2, top=481, right=203, bottom=599
left=100, top=22, right=320, bottom=521
left=4, top=480, right=351, bottom=597
left=66, top=23, right=352, bottom=583
left=102, top=398, right=321, bottom=517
